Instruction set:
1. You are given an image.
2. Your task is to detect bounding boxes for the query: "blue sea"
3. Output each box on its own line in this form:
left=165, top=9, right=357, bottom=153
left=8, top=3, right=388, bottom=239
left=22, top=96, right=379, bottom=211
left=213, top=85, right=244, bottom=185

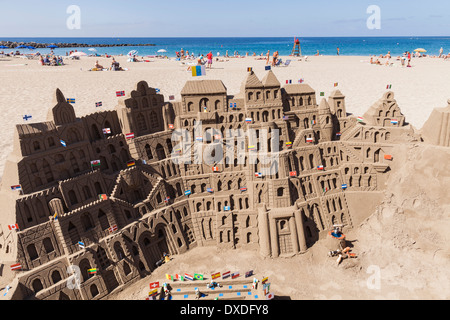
left=2, top=37, right=450, bottom=57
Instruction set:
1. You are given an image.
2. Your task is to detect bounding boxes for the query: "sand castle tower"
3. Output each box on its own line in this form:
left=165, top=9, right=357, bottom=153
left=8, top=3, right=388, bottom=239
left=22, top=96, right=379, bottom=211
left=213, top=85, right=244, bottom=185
left=421, top=99, right=450, bottom=147
left=363, top=92, right=405, bottom=127
left=318, top=98, right=333, bottom=142
left=328, top=90, right=347, bottom=118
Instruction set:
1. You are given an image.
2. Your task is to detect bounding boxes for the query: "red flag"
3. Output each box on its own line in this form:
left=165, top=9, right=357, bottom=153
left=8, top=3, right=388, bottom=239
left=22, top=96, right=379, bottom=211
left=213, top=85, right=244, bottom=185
left=108, top=225, right=118, bottom=233
left=125, top=133, right=135, bottom=139
left=8, top=224, right=19, bottom=231
left=149, top=281, right=160, bottom=289
left=116, top=91, right=125, bottom=97
left=10, top=263, right=22, bottom=271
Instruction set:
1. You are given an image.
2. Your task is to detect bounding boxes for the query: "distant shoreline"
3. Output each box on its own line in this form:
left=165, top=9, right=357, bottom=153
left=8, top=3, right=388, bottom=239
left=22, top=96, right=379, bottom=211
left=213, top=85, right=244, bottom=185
left=0, top=41, right=156, bottom=49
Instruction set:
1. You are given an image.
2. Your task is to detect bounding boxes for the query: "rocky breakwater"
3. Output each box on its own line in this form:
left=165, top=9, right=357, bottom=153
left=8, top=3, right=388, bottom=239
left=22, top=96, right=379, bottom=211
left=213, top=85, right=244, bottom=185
left=0, top=41, right=156, bottom=49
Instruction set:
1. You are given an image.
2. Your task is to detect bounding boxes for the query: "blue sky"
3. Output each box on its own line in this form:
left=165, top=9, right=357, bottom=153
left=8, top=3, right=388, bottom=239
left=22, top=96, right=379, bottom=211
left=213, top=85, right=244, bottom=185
left=0, top=0, right=449, bottom=37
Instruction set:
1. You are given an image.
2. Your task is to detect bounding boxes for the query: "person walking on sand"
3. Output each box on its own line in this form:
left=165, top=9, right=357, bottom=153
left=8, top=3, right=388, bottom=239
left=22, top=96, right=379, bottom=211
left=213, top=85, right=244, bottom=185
left=207, top=51, right=213, bottom=69
left=266, top=50, right=270, bottom=65
left=439, top=47, right=444, bottom=58
left=337, top=47, right=340, bottom=56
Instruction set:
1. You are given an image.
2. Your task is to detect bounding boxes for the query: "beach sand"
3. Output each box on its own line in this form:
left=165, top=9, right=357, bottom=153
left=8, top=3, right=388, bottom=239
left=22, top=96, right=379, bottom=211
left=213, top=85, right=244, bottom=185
left=0, top=54, right=449, bottom=300
left=0, top=54, right=449, bottom=179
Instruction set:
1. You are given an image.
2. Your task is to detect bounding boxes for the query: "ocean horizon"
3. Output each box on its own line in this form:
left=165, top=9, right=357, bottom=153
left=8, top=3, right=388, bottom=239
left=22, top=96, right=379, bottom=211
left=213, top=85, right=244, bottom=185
left=1, top=36, right=450, bottom=57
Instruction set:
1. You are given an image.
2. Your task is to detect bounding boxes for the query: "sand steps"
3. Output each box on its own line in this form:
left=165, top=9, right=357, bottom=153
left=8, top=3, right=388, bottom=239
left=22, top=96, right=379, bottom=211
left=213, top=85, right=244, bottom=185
left=154, top=277, right=264, bottom=301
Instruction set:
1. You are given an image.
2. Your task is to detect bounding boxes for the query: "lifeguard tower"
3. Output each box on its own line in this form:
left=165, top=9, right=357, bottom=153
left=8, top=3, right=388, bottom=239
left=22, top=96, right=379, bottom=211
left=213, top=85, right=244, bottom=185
left=291, top=37, right=302, bottom=57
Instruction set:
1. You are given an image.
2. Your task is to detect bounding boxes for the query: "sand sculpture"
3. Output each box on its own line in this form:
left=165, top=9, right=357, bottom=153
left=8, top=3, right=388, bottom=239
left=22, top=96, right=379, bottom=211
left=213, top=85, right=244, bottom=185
left=0, top=70, right=447, bottom=300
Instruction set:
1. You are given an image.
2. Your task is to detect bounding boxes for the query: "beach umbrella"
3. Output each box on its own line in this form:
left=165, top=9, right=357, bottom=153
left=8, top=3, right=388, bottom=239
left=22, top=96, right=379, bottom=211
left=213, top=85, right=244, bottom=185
left=47, top=45, right=58, bottom=49
left=88, top=48, right=97, bottom=52
left=69, top=51, right=87, bottom=57
left=414, top=48, right=427, bottom=53
left=0, top=45, right=8, bottom=49
left=127, top=50, right=138, bottom=56
left=27, top=46, right=36, bottom=50
left=16, top=45, right=28, bottom=49
left=157, top=49, right=167, bottom=53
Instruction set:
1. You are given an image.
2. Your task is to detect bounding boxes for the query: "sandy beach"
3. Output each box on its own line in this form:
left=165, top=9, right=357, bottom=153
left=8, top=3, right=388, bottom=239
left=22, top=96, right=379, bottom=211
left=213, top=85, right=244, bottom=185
left=1, top=54, right=449, bottom=179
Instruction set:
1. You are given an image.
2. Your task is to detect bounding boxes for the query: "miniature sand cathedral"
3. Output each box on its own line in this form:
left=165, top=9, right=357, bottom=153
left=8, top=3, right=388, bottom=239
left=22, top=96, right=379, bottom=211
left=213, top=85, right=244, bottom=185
left=0, top=69, right=445, bottom=300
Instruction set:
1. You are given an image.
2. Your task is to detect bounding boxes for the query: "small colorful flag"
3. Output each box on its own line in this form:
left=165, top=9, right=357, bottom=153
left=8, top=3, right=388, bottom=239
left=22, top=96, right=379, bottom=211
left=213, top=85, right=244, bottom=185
left=384, top=155, right=393, bottom=160
left=336, top=132, right=342, bottom=137
left=164, top=196, right=170, bottom=203
left=169, top=95, right=175, bottom=101
left=194, top=274, right=204, bottom=280
left=387, top=84, right=392, bottom=89
left=262, top=276, right=269, bottom=284
left=148, top=289, right=158, bottom=297
left=60, top=140, right=67, bottom=147
left=212, top=166, right=220, bottom=172
left=169, top=124, right=174, bottom=130
left=247, top=67, right=253, bottom=72
left=125, top=133, right=135, bottom=139
left=342, top=184, right=348, bottom=190
left=195, top=136, right=203, bottom=142
left=222, top=271, right=231, bottom=279
left=10, top=185, right=22, bottom=191
left=286, top=141, right=292, bottom=147
left=192, top=65, right=206, bottom=77
left=231, top=272, right=240, bottom=279
left=109, top=225, right=118, bottom=233
left=266, top=292, right=274, bottom=300
left=245, top=118, right=253, bottom=124
left=245, top=270, right=254, bottom=278
left=176, top=274, right=184, bottom=281
left=184, top=273, right=194, bottom=281
left=306, top=137, right=313, bottom=143
left=334, top=82, right=338, bottom=87
left=8, top=224, right=19, bottom=231
left=127, top=160, right=136, bottom=167
left=265, top=66, right=271, bottom=71
left=357, top=116, right=364, bottom=123
left=317, top=165, right=324, bottom=170
left=391, top=119, right=398, bottom=124
left=53, top=213, right=58, bottom=221
left=23, top=115, right=32, bottom=121
left=95, top=102, right=102, bottom=107
left=323, top=187, right=328, bottom=193
left=150, top=282, right=160, bottom=289
left=299, top=78, right=304, bottom=83
left=155, top=88, right=160, bottom=93
left=214, top=134, right=222, bottom=140
left=320, top=92, right=325, bottom=97
left=248, top=145, right=256, bottom=151
left=311, top=120, right=316, bottom=125
left=211, top=272, right=221, bottom=280
left=207, top=188, right=214, bottom=193
left=224, top=206, right=230, bottom=211
left=102, top=128, right=111, bottom=134
left=67, top=98, right=75, bottom=104
left=240, top=187, right=247, bottom=192
left=99, top=194, right=108, bottom=200
left=116, top=91, right=125, bottom=97
left=184, top=190, right=192, bottom=196
left=88, top=268, right=97, bottom=274
left=90, top=160, right=101, bottom=167
left=289, top=171, right=297, bottom=177
left=78, top=241, right=85, bottom=249
left=166, top=274, right=174, bottom=281
left=255, top=172, right=263, bottom=178
left=283, top=116, right=290, bottom=121
left=10, top=263, right=22, bottom=271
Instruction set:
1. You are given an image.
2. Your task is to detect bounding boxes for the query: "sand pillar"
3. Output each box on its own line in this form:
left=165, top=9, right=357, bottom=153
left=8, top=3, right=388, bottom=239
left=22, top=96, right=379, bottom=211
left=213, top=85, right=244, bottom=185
left=289, top=217, right=299, bottom=254
left=269, top=215, right=279, bottom=258
left=257, top=205, right=271, bottom=258
left=294, top=207, right=307, bottom=252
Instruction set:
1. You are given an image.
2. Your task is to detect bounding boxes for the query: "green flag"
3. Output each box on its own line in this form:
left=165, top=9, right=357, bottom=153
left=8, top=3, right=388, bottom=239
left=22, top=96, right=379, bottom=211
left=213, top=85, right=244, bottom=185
left=194, top=274, right=204, bottom=280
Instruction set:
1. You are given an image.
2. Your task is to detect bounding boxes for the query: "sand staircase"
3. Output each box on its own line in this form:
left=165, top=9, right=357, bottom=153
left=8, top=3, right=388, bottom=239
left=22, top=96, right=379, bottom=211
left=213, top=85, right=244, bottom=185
left=152, top=277, right=266, bottom=301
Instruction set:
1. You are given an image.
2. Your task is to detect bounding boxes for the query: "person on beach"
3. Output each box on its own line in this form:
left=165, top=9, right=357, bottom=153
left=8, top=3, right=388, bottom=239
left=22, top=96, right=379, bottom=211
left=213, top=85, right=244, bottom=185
left=407, top=51, right=412, bottom=67
left=337, top=47, right=340, bottom=55
left=272, top=51, right=279, bottom=66
left=206, top=51, right=213, bottom=69
left=439, top=47, right=443, bottom=57
left=266, top=50, right=270, bottom=65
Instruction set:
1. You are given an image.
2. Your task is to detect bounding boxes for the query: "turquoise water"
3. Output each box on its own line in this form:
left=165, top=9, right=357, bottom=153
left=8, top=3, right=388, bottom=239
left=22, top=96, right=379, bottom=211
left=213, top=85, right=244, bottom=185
left=2, top=37, right=450, bottom=57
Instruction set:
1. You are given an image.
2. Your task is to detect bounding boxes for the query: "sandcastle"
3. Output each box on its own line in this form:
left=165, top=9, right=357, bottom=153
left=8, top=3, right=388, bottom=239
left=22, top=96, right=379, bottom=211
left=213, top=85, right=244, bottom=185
left=0, top=70, right=447, bottom=300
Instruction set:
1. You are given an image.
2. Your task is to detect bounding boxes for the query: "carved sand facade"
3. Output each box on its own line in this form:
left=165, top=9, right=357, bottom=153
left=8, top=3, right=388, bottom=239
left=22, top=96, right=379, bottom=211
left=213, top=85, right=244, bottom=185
left=0, top=70, right=443, bottom=300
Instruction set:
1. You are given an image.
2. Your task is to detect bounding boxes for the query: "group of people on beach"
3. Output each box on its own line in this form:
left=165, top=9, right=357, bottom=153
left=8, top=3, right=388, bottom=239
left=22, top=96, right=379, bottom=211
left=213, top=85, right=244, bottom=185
left=39, top=53, right=64, bottom=66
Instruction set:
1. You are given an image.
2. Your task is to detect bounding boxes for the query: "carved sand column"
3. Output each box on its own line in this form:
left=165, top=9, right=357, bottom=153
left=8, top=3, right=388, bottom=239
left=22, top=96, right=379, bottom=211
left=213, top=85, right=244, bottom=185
left=293, top=204, right=307, bottom=252
left=268, top=214, right=279, bottom=258
left=289, top=217, right=299, bottom=254
left=257, top=205, right=271, bottom=257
